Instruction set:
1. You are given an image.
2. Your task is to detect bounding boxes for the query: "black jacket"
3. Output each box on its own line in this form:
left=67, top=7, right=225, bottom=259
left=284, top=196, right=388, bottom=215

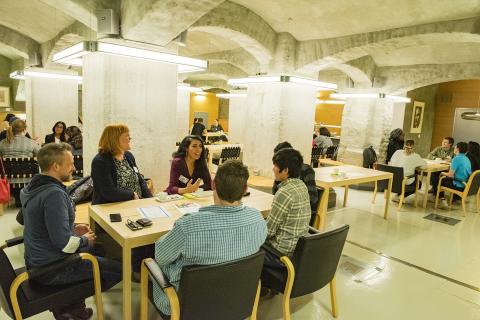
left=91, top=151, right=152, bottom=205
left=45, top=133, right=66, bottom=144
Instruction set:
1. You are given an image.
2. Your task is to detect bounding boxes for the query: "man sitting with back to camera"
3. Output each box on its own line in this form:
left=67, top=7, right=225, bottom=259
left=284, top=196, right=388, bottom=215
left=21, top=143, right=122, bottom=320
left=153, top=160, right=267, bottom=317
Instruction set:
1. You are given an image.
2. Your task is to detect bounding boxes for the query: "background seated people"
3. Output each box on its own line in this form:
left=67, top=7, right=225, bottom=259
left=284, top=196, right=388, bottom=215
left=272, top=142, right=318, bottom=225
left=154, top=160, right=267, bottom=317
left=466, top=141, right=480, bottom=172
left=190, top=117, right=206, bottom=141
left=0, top=114, right=32, bottom=141
left=65, top=125, right=83, bottom=156
left=427, top=136, right=454, bottom=160
left=313, top=127, right=333, bottom=149
left=91, top=124, right=152, bottom=205
left=166, top=135, right=212, bottom=195
left=386, top=128, right=405, bottom=164
left=45, top=121, right=67, bottom=144
left=21, top=143, right=121, bottom=319
left=209, top=118, right=224, bottom=132
left=264, top=148, right=311, bottom=270
left=432, top=142, right=472, bottom=199
left=0, top=119, right=40, bottom=158
left=390, top=140, right=427, bottom=200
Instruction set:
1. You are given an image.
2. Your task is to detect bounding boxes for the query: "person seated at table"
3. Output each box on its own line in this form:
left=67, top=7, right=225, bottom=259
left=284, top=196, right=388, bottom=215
left=166, top=135, right=212, bottom=194
left=390, top=140, right=427, bottom=200
left=190, top=117, right=206, bottom=141
left=313, top=127, right=333, bottom=149
left=153, top=160, right=267, bottom=317
left=0, top=119, right=40, bottom=158
left=45, top=121, right=68, bottom=144
left=21, top=143, right=122, bottom=319
left=91, top=124, right=152, bottom=204
left=65, top=125, right=83, bottom=156
left=427, top=136, right=454, bottom=160
left=0, top=114, right=33, bottom=141
left=466, top=141, right=480, bottom=172
left=263, top=148, right=310, bottom=271
left=432, top=142, right=472, bottom=199
left=209, top=118, right=224, bottom=132
left=272, top=142, right=318, bottom=225
left=386, top=128, right=404, bottom=164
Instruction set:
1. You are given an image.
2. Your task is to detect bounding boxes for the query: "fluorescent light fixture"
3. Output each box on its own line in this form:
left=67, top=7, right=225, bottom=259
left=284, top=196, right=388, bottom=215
left=228, top=75, right=336, bottom=90
left=194, top=91, right=207, bottom=96
left=177, top=83, right=202, bottom=93
left=330, top=93, right=411, bottom=103
left=316, top=99, right=345, bottom=105
left=10, top=70, right=82, bottom=81
left=216, top=93, right=247, bottom=98
left=53, top=41, right=207, bottom=73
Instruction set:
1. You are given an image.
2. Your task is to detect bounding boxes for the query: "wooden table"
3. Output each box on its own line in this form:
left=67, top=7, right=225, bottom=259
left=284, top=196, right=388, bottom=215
left=89, top=188, right=273, bottom=320
left=313, top=165, right=393, bottom=230
left=319, top=159, right=344, bottom=166
left=418, top=160, right=450, bottom=208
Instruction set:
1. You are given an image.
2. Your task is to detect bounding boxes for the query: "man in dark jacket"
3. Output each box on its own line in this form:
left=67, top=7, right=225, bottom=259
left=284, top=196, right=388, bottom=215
left=21, top=143, right=122, bottom=319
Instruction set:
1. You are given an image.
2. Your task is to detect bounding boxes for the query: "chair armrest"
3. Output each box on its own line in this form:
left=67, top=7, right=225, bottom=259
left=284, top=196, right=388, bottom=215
left=28, top=254, right=82, bottom=280
left=5, top=236, right=24, bottom=248
left=261, top=243, right=284, bottom=259
left=308, top=226, right=320, bottom=234
left=406, top=174, right=416, bottom=179
left=144, top=258, right=172, bottom=289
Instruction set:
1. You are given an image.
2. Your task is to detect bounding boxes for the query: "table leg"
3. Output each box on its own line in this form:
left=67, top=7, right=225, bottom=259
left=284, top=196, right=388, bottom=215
left=422, top=172, right=431, bottom=209
left=384, top=177, right=392, bottom=219
left=315, top=187, right=330, bottom=231
left=122, top=245, right=132, bottom=320
left=343, top=186, right=349, bottom=207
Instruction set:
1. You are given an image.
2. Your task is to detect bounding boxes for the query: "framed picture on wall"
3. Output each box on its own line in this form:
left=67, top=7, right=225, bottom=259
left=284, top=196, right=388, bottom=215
left=0, top=87, right=10, bottom=107
left=410, top=101, right=425, bottom=133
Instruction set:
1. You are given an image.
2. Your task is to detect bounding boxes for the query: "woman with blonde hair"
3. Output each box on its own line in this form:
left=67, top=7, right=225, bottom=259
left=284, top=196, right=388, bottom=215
left=91, top=124, right=152, bottom=205
left=0, top=119, right=40, bottom=157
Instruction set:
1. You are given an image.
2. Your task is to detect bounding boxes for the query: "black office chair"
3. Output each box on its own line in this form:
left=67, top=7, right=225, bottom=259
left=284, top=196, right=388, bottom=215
left=0, top=236, right=104, bottom=320
left=261, top=225, right=349, bottom=320
left=140, top=251, right=265, bottom=320
left=374, top=164, right=420, bottom=210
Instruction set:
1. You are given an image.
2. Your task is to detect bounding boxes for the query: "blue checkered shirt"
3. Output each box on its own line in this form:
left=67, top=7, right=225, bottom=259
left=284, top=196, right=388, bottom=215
left=153, top=203, right=267, bottom=315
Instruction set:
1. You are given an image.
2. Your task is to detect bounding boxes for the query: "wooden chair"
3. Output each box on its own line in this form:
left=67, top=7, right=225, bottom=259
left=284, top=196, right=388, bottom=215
left=0, top=236, right=104, bottom=320
left=310, top=146, right=324, bottom=167
left=434, top=170, right=480, bottom=216
left=73, top=155, right=83, bottom=178
left=140, top=251, right=264, bottom=320
left=212, top=146, right=241, bottom=165
left=261, top=225, right=349, bottom=320
left=373, top=164, right=420, bottom=210
left=3, top=157, right=39, bottom=189
left=325, top=145, right=339, bottom=160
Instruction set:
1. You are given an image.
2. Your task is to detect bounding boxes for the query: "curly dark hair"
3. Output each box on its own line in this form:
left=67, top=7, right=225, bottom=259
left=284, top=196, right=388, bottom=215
left=173, top=135, right=208, bottom=169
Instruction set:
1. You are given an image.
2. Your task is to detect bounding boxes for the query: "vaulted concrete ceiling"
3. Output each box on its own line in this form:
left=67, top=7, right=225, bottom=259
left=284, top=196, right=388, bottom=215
left=179, top=31, right=240, bottom=56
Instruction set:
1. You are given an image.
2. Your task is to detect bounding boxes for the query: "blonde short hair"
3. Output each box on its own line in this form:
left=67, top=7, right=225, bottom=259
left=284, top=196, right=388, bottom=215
left=98, top=124, right=129, bottom=155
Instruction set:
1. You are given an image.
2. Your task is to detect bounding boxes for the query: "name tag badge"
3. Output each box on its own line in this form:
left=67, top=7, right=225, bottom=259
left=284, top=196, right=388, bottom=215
left=179, top=175, right=189, bottom=184
left=133, top=166, right=139, bottom=173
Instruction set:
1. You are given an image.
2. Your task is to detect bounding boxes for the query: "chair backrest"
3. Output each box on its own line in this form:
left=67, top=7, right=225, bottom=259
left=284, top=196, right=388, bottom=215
left=177, top=251, right=264, bottom=320
left=73, top=155, right=83, bottom=177
left=466, top=170, right=480, bottom=196
left=375, top=164, right=405, bottom=194
left=220, top=147, right=241, bottom=162
left=290, top=225, right=349, bottom=298
left=325, top=145, right=339, bottom=160
left=0, top=244, right=28, bottom=318
left=311, top=146, right=324, bottom=161
left=3, top=157, right=39, bottom=179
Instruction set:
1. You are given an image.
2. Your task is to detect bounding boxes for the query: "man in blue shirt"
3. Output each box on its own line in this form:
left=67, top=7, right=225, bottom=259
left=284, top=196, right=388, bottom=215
left=437, top=142, right=472, bottom=199
left=153, top=160, right=267, bottom=316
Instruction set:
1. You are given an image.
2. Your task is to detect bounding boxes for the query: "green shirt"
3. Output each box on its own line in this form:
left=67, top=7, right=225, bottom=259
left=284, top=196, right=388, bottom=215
left=427, top=146, right=454, bottom=160
left=266, top=178, right=311, bottom=256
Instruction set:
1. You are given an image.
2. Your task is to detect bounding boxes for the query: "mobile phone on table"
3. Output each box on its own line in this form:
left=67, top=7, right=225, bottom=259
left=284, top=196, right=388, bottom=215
left=109, top=213, right=122, bottom=222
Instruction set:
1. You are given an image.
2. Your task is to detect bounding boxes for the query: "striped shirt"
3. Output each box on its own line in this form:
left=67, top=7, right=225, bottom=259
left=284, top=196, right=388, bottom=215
left=0, top=135, right=40, bottom=158
left=153, top=203, right=267, bottom=315
left=266, top=178, right=310, bottom=256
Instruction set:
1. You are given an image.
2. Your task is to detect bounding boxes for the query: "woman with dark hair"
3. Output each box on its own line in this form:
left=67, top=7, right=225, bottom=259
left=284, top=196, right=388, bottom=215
left=313, top=126, right=333, bottom=148
left=166, top=135, right=212, bottom=194
left=65, top=126, right=83, bottom=156
left=386, top=128, right=405, bottom=164
left=467, top=141, right=480, bottom=172
left=45, top=121, right=67, bottom=144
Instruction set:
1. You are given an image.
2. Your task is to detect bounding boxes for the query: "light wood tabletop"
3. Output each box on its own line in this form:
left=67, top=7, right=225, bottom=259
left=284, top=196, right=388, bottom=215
left=313, top=165, right=393, bottom=230
left=418, top=160, right=450, bottom=208
left=318, top=158, right=344, bottom=166
left=88, top=188, right=273, bottom=320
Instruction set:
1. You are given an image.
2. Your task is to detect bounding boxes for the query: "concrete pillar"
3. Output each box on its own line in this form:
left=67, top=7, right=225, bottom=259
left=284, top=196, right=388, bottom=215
left=340, top=97, right=406, bottom=165
left=82, top=53, right=177, bottom=188
left=25, top=77, right=79, bottom=141
left=269, top=32, right=297, bottom=74
left=225, top=95, right=246, bottom=144
left=176, top=86, right=190, bottom=142
left=241, top=82, right=316, bottom=178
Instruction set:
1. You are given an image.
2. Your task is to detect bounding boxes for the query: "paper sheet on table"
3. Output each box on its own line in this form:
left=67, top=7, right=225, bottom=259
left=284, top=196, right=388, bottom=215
left=174, top=202, right=201, bottom=215
left=138, top=206, right=171, bottom=219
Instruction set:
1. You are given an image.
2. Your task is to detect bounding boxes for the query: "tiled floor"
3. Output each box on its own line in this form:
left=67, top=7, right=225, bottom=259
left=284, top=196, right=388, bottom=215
left=1, top=187, right=480, bottom=319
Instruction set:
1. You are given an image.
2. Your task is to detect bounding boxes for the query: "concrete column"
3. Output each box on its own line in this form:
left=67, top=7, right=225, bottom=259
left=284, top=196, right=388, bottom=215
left=82, top=53, right=177, bottom=188
left=176, top=86, right=190, bottom=142
left=340, top=98, right=406, bottom=165
left=25, top=77, right=79, bottom=141
left=269, top=32, right=297, bottom=74
left=225, top=95, right=246, bottom=144
left=242, top=82, right=316, bottom=178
